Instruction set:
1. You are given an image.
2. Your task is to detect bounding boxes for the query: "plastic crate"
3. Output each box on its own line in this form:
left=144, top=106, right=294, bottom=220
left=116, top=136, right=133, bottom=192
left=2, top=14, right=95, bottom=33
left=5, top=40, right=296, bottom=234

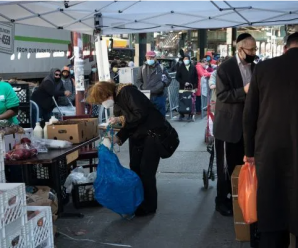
left=0, top=171, right=6, bottom=183
left=1, top=215, right=28, bottom=248
left=72, top=164, right=100, bottom=208
left=27, top=206, right=53, bottom=248
left=0, top=183, right=26, bottom=229
left=17, top=106, right=31, bottom=128
left=72, top=183, right=100, bottom=208
left=27, top=161, right=69, bottom=205
left=10, top=84, right=30, bottom=105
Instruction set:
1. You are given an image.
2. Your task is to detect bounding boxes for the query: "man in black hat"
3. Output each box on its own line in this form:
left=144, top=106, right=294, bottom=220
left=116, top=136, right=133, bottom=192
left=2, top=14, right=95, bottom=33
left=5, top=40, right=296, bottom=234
left=213, top=33, right=257, bottom=216
left=243, top=32, right=298, bottom=248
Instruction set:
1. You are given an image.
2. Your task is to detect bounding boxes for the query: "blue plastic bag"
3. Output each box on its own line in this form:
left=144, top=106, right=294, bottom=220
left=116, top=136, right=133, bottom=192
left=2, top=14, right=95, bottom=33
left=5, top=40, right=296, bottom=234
left=94, top=144, right=144, bottom=216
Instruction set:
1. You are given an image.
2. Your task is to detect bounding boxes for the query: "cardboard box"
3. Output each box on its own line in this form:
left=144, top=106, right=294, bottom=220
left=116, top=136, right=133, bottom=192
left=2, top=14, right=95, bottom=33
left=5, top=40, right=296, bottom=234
left=231, top=165, right=251, bottom=241
left=69, top=118, right=99, bottom=140
left=47, top=121, right=86, bottom=144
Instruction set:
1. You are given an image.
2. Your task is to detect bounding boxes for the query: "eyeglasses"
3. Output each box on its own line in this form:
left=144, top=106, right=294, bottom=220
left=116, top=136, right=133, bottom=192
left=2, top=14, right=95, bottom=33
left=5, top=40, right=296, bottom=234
left=242, top=47, right=258, bottom=52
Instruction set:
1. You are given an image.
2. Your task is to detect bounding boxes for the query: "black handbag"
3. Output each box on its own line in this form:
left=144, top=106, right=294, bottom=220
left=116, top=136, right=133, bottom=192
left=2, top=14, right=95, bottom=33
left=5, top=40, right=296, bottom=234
left=148, top=121, right=180, bottom=159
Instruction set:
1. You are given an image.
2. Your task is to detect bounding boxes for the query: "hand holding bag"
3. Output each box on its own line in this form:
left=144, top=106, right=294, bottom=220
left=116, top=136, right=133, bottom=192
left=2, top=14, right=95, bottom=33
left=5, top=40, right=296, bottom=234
left=238, top=162, right=258, bottom=224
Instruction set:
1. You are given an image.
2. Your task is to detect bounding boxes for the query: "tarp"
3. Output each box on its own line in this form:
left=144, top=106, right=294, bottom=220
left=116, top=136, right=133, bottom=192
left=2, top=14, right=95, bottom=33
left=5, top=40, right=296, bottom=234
left=0, top=1, right=297, bottom=35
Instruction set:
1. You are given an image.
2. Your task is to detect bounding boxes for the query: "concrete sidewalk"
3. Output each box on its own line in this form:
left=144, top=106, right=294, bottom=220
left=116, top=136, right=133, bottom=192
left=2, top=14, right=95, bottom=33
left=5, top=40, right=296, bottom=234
left=55, top=117, right=250, bottom=248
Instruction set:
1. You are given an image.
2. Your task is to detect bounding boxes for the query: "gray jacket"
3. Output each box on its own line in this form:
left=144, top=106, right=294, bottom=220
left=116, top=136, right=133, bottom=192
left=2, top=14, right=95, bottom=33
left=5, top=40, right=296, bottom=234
left=57, top=77, right=75, bottom=106
left=136, top=62, right=172, bottom=96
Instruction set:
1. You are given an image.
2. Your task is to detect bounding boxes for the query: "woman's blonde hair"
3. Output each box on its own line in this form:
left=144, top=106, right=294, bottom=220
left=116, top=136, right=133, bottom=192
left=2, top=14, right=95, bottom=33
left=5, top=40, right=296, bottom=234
left=86, top=81, right=116, bottom=104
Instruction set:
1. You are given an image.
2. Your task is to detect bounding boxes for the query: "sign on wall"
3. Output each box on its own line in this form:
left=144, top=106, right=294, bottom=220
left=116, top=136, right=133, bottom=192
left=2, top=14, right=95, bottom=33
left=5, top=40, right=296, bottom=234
left=0, top=22, right=14, bottom=54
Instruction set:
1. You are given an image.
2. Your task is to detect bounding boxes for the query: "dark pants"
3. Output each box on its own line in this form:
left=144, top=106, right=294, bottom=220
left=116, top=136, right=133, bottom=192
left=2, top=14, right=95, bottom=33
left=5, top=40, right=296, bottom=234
left=259, top=230, right=294, bottom=248
left=151, top=95, right=166, bottom=117
left=196, top=96, right=201, bottom=113
left=32, top=106, right=52, bottom=128
left=129, top=136, right=161, bottom=212
left=215, top=137, right=244, bottom=204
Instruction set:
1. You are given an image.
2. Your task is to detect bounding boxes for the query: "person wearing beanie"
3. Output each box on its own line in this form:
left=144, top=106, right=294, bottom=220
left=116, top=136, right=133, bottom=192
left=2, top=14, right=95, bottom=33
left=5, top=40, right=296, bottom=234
left=57, top=66, right=76, bottom=106
left=243, top=32, right=298, bottom=247
left=110, top=60, right=119, bottom=84
left=213, top=33, right=257, bottom=216
left=136, top=51, right=172, bottom=117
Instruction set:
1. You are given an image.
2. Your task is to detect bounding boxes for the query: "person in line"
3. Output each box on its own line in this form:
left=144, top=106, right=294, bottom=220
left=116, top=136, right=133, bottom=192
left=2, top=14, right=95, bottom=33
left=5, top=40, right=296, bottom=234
left=136, top=51, right=171, bottom=117
left=213, top=33, right=256, bottom=216
left=87, top=81, right=167, bottom=216
left=110, top=61, right=120, bottom=84
left=175, top=55, right=198, bottom=121
left=196, top=58, right=212, bottom=115
left=0, top=81, right=19, bottom=124
left=31, top=68, right=71, bottom=123
left=57, top=66, right=75, bottom=106
left=243, top=32, right=298, bottom=248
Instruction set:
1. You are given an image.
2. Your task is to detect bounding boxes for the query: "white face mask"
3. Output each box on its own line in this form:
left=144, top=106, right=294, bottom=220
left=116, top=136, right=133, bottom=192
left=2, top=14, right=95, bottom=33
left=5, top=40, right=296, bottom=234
left=102, top=99, right=114, bottom=109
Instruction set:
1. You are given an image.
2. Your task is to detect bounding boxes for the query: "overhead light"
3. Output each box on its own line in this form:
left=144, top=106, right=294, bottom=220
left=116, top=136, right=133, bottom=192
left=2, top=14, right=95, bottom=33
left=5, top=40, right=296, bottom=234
left=17, top=53, right=21, bottom=60
left=178, top=32, right=182, bottom=35
left=10, top=54, right=15, bottom=60
left=27, top=53, right=31, bottom=59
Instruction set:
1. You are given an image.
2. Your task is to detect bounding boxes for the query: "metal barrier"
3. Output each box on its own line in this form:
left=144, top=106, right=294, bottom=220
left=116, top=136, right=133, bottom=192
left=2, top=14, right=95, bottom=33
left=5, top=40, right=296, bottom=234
left=167, top=72, right=179, bottom=119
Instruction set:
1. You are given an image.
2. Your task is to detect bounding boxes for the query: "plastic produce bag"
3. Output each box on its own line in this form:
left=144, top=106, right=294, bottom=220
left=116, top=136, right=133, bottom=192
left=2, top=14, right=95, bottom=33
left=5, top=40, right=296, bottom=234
left=238, top=163, right=258, bottom=224
left=94, top=144, right=144, bottom=216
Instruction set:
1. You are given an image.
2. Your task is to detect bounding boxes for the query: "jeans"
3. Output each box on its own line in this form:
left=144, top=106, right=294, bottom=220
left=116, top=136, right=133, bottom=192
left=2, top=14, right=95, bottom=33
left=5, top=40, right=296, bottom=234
left=151, top=95, right=166, bottom=117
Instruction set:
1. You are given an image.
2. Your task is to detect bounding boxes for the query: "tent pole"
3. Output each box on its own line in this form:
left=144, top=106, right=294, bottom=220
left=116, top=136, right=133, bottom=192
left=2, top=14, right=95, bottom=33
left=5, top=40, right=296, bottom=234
left=73, top=32, right=85, bottom=115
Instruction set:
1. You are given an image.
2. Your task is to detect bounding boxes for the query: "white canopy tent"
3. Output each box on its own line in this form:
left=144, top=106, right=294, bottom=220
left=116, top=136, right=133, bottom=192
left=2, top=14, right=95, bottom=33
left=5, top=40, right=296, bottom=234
left=1, top=1, right=298, bottom=112
left=0, top=1, right=297, bottom=35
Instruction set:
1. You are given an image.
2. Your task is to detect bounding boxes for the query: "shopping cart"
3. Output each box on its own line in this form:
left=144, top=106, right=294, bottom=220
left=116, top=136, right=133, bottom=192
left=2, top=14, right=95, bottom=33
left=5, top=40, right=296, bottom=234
left=52, top=96, right=76, bottom=120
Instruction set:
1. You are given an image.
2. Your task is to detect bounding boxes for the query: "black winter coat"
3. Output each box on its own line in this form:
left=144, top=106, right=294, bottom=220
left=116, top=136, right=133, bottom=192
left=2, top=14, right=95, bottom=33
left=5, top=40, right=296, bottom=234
left=114, top=84, right=165, bottom=144
left=243, top=48, right=298, bottom=235
left=175, top=63, right=198, bottom=90
left=31, top=68, right=65, bottom=111
left=213, top=57, right=254, bottom=143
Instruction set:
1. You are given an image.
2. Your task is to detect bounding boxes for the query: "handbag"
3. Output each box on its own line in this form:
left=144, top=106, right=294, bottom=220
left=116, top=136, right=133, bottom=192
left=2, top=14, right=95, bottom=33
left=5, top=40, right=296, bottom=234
left=148, top=121, right=180, bottom=159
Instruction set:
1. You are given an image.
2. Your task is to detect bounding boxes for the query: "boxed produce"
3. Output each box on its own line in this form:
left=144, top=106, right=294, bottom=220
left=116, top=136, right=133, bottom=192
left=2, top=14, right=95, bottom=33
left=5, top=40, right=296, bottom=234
left=47, top=119, right=99, bottom=144
left=68, top=118, right=99, bottom=140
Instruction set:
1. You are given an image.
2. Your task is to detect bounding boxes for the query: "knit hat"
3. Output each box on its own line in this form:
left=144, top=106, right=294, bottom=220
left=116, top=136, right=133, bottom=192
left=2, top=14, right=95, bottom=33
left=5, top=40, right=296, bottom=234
left=145, top=51, right=156, bottom=57
left=236, top=33, right=252, bottom=43
left=110, top=60, right=119, bottom=68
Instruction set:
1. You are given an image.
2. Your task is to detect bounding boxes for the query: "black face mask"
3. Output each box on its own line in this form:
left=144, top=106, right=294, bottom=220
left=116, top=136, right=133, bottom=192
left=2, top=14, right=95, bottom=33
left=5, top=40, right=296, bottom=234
left=55, top=77, right=61, bottom=82
left=243, top=50, right=256, bottom=63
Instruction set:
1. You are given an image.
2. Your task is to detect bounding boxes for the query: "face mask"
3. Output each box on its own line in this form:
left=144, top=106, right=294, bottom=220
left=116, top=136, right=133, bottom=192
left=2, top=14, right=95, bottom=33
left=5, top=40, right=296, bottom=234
left=91, top=68, right=97, bottom=73
left=55, top=77, right=61, bottom=82
left=243, top=50, right=256, bottom=63
left=112, top=67, right=118, bottom=73
left=102, top=99, right=114, bottom=109
left=70, top=69, right=74, bottom=75
left=147, top=59, right=155, bottom=66
left=184, top=60, right=190, bottom=65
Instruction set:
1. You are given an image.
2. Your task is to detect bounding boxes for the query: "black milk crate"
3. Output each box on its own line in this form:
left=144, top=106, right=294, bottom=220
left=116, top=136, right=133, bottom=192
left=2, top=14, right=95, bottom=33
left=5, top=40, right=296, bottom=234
left=72, top=164, right=101, bottom=208
left=72, top=182, right=100, bottom=208
left=17, top=105, right=31, bottom=128
left=11, top=83, right=30, bottom=106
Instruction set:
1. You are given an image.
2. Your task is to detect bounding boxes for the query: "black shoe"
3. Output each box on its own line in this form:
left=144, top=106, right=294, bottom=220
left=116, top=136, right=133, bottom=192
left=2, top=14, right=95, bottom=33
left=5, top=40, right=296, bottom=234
left=135, top=207, right=156, bottom=217
left=216, top=203, right=233, bottom=216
